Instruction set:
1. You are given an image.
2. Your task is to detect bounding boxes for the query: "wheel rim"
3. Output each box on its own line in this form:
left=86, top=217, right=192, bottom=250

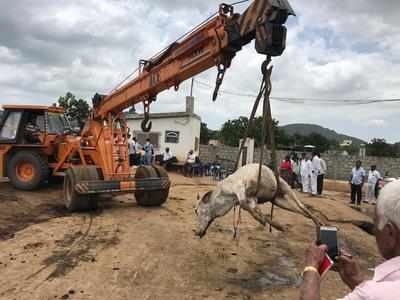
left=16, top=162, right=35, bottom=182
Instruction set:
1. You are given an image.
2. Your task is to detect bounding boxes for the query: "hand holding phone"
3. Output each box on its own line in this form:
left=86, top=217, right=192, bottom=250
left=318, top=226, right=339, bottom=261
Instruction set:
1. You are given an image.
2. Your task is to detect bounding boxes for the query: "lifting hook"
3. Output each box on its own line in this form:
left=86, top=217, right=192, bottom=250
left=141, top=112, right=152, bottom=132
left=141, top=98, right=153, bottom=132
left=212, top=63, right=227, bottom=101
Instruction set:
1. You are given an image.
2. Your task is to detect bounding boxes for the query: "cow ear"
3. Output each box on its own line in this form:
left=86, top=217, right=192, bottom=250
left=197, top=193, right=200, bottom=201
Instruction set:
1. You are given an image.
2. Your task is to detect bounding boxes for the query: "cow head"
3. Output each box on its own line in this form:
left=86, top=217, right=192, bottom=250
left=195, top=189, right=236, bottom=238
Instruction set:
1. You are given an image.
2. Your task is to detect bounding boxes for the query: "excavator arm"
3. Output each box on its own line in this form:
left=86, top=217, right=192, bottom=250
left=94, top=0, right=295, bottom=120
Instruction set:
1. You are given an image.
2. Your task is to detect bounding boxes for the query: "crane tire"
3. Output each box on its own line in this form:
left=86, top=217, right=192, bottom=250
left=134, top=165, right=170, bottom=207
left=64, top=166, right=99, bottom=212
left=7, top=151, right=48, bottom=190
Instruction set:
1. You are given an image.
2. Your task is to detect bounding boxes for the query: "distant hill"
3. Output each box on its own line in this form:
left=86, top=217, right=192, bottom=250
left=280, top=123, right=366, bottom=146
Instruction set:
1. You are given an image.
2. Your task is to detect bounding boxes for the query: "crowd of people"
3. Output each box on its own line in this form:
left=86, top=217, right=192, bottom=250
left=127, top=135, right=157, bottom=166
left=127, top=135, right=220, bottom=178
left=278, top=152, right=384, bottom=206
left=279, top=151, right=327, bottom=196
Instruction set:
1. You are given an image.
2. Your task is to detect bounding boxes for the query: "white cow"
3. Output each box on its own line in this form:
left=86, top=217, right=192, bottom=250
left=195, top=164, right=323, bottom=238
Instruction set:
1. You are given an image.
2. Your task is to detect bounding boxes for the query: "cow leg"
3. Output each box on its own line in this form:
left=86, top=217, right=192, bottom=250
left=240, top=197, right=286, bottom=232
left=286, top=190, right=324, bottom=227
left=277, top=178, right=324, bottom=227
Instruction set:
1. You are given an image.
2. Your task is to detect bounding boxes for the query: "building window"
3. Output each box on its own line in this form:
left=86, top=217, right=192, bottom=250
left=195, top=137, right=199, bottom=151
left=165, top=131, right=179, bottom=144
left=135, top=132, right=160, bottom=149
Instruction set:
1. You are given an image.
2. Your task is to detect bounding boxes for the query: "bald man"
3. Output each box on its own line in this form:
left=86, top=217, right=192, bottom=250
left=300, top=180, right=400, bottom=300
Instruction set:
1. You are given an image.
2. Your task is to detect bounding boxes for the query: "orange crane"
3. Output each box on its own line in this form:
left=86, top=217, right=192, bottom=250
left=0, top=0, right=294, bottom=211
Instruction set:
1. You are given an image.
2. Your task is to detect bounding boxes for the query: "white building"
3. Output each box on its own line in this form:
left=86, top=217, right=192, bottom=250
left=340, top=140, right=353, bottom=147
left=125, top=96, right=201, bottom=161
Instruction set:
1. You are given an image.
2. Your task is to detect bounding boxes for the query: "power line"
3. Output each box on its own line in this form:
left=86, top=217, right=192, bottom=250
left=194, top=79, right=400, bottom=106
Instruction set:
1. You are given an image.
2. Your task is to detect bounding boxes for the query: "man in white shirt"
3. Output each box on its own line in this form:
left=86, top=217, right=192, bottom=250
left=161, top=147, right=175, bottom=171
left=349, top=160, right=365, bottom=206
left=300, top=153, right=311, bottom=193
left=184, top=150, right=196, bottom=177
left=317, top=153, right=327, bottom=195
left=366, top=165, right=381, bottom=204
left=311, top=152, right=321, bottom=196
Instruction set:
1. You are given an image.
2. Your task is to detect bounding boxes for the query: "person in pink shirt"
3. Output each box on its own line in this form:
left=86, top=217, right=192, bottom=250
left=280, top=155, right=293, bottom=187
left=300, top=180, right=400, bottom=300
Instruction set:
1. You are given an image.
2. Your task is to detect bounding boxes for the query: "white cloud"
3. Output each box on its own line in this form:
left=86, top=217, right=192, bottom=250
left=368, top=119, right=386, bottom=127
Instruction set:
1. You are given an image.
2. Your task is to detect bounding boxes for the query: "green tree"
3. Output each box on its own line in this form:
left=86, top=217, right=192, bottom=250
left=58, top=92, right=90, bottom=128
left=293, top=132, right=337, bottom=153
left=219, top=116, right=284, bottom=147
left=218, top=116, right=341, bottom=152
left=219, top=117, right=248, bottom=147
left=200, top=122, right=219, bottom=145
left=367, top=138, right=397, bottom=157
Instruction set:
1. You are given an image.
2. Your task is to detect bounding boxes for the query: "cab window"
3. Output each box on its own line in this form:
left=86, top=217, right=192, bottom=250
left=0, top=111, right=22, bottom=140
left=48, top=112, right=70, bottom=134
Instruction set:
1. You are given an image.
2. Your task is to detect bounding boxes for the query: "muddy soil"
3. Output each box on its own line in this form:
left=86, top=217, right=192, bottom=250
left=0, top=175, right=380, bottom=300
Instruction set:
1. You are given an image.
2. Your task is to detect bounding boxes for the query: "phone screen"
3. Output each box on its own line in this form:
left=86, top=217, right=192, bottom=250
left=319, top=226, right=338, bottom=261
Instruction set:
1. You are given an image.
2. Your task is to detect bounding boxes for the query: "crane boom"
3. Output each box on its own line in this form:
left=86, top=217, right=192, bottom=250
left=94, top=0, right=294, bottom=118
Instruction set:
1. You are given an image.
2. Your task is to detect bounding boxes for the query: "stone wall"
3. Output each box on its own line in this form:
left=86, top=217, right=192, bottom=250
left=199, top=144, right=400, bottom=180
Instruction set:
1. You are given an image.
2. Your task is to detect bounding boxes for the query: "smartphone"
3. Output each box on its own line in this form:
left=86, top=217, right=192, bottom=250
left=319, top=226, right=339, bottom=261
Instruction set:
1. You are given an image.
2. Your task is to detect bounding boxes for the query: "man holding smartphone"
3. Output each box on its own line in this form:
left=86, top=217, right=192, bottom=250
left=300, top=180, right=400, bottom=300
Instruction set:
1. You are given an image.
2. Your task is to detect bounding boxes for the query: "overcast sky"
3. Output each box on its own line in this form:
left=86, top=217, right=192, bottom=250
left=1, top=0, right=399, bottom=142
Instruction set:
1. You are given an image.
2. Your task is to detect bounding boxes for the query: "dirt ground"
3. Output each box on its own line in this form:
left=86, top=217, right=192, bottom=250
left=0, top=175, right=381, bottom=300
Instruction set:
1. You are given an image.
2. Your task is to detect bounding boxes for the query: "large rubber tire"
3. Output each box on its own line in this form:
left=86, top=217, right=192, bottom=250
left=64, top=166, right=100, bottom=212
left=7, top=151, right=48, bottom=190
left=134, top=165, right=170, bottom=207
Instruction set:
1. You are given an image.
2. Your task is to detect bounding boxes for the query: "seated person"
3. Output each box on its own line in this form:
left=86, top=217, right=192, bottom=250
left=203, top=162, right=212, bottom=176
left=161, top=147, right=176, bottom=170
left=192, top=156, right=204, bottom=176
left=24, top=115, right=42, bottom=144
left=184, top=150, right=196, bottom=177
left=210, top=161, right=222, bottom=179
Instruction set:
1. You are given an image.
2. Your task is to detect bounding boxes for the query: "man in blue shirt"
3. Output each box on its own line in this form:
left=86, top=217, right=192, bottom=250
left=143, top=138, right=154, bottom=165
